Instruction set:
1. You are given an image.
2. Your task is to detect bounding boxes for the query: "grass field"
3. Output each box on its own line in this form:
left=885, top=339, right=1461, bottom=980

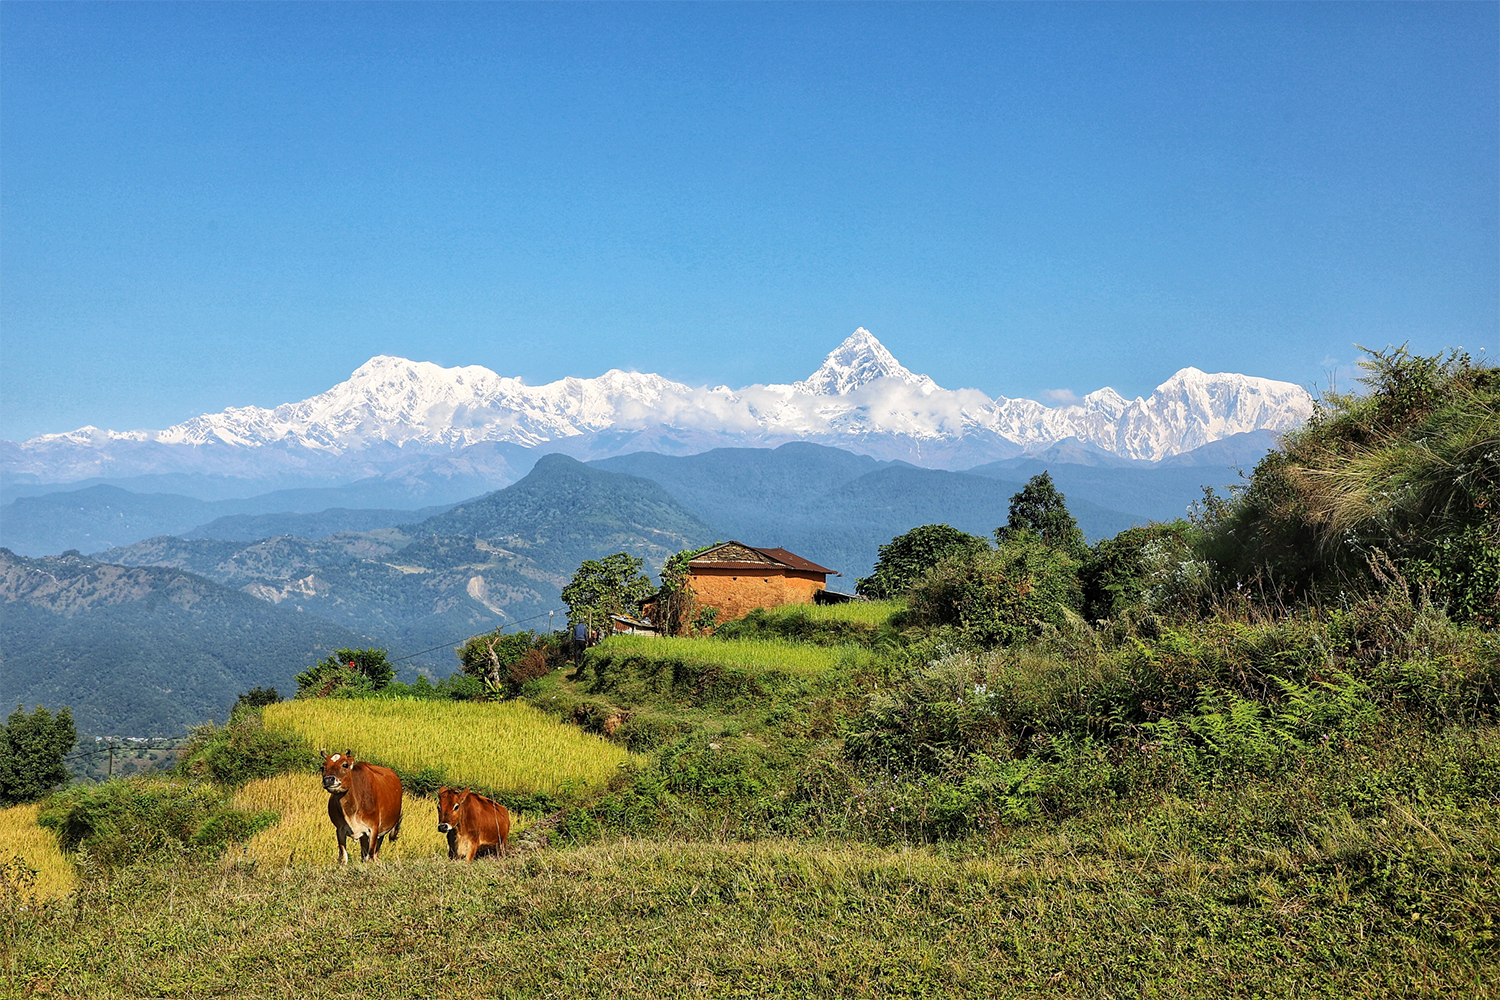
left=229, top=773, right=528, bottom=867
left=11, top=834, right=1494, bottom=999
left=759, top=598, right=904, bottom=626
left=0, top=803, right=74, bottom=901
left=593, top=634, right=848, bottom=675
left=263, top=698, right=635, bottom=797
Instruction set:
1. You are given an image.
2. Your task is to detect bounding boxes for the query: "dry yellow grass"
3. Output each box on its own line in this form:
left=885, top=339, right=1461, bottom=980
left=0, top=803, right=74, bottom=900
left=229, top=773, right=530, bottom=867
left=264, top=698, right=635, bottom=796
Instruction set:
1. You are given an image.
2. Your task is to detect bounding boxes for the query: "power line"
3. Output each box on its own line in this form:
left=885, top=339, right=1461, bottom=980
left=384, top=607, right=567, bottom=665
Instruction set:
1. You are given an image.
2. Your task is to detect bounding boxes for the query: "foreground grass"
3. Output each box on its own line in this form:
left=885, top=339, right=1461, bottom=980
left=264, top=698, right=635, bottom=796
left=0, top=804, right=74, bottom=901
left=11, top=826, right=1495, bottom=1000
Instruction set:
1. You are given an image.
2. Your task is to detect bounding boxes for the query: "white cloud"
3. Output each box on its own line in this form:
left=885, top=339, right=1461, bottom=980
left=1042, top=388, right=1081, bottom=406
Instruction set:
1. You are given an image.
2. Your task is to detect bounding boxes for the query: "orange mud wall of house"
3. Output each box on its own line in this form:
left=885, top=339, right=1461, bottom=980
left=687, top=566, right=827, bottom=624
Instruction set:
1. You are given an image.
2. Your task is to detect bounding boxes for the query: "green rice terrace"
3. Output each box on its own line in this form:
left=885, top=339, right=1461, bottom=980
left=3, top=348, right=1498, bottom=998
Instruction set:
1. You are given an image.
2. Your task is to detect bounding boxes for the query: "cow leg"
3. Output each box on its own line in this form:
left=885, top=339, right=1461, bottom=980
left=446, top=830, right=458, bottom=861
left=359, top=832, right=372, bottom=861
left=336, top=829, right=350, bottom=865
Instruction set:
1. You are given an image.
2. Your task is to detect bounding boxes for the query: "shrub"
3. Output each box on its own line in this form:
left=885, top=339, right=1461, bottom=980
left=174, top=713, right=318, bottom=788
left=903, top=532, right=1082, bottom=647
left=856, top=524, right=991, bottom=600
left=1079, top=521, right=1194, bottom=621
left=37, top=778, right=277, bottom=873
left=294, top=648, right=396, bottom=698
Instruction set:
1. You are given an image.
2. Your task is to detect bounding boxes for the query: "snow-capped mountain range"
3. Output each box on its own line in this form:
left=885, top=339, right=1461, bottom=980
left=5, top=329, right=1314, bottom=486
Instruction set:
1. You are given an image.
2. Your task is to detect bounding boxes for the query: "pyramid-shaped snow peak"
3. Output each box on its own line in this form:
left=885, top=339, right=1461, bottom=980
left=793, top=328, right=940, bottom=396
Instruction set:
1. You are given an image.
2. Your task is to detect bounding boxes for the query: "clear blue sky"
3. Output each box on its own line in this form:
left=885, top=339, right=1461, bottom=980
left=2, top=2, right=1495, bottom=441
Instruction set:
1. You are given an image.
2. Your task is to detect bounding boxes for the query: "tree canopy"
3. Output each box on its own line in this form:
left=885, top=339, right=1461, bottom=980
left=562, top=552, right=656, bottom=632
left=0, top=703, right=76, bottom=806
left=856, top=524, right=991, bottom=599
left=997, top=471, right=1089, bottom=560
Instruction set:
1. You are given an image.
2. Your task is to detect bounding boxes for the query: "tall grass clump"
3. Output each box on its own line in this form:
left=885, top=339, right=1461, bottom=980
left=1204, top=345, right=1498, bottom=622
left=263, top=698, right=635, bottom=798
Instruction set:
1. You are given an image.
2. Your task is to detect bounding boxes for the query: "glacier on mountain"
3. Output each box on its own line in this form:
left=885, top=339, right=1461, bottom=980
left=8, top=328, right=1314, bottom=483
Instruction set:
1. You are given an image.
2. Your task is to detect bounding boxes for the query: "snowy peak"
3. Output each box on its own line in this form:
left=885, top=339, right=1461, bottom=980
left=793, top=328, right=940, bottom=395
left=9, top=328, right=1317, bottom=481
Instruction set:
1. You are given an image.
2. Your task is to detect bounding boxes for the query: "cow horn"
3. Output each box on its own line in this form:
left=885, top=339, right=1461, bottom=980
left=344, top=748, right=353, bottom=758
left=319, top=748, right=328, bottom=759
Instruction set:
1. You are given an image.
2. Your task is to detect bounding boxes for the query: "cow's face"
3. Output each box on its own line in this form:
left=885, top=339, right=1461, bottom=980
left=321, top=749, right=356, bottom=793
left=436, top=786, right=468, bottom=834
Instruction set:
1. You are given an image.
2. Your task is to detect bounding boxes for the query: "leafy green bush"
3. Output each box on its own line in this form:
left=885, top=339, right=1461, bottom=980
left=856, top=524, right=991, bottom=600
left=174, top=712, right=319, bottom=787
left=37, top=778, right=277, bottom=872
left=1079, top=521, right=1195, bottom=621
left=294, top=648, right=396, bottom=698
left=903, top=532, right=1082, bottom=647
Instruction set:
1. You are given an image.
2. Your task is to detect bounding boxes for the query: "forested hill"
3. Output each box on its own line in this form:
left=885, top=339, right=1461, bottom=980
left=91, top=458, right=719, bottom=710
left=0, top=548, right=366, bottom=735
left=413, top=453, right=717, bottom=574
left=591, top=442, right=1144, bottom=581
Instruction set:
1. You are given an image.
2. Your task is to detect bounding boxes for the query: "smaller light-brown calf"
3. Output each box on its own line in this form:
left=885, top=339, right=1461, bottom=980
left=435, top=786, right=510, bottom=862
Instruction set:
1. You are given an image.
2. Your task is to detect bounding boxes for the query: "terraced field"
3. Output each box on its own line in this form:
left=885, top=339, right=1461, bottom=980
left=263, top=698, right=637, bottom=797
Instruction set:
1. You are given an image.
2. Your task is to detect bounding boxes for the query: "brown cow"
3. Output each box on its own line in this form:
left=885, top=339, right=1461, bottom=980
left=435, top=785, right=510, bottom=862
left=320, top=749, right=403, bottom=864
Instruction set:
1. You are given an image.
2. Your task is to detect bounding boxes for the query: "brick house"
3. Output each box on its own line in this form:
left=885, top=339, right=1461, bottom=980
left=681, top=541, right=838, bottom=625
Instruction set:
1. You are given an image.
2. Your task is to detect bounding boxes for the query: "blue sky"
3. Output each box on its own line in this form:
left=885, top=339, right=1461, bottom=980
left=2, top=2, right=1495, bottom=441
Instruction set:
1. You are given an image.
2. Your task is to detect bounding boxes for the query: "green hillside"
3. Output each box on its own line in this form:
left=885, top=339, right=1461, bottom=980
left=0, top=549, right=366, bottom=734
left=97, top=456, right=718, bottom=682
left=7, top=349, right=1500, bottom=998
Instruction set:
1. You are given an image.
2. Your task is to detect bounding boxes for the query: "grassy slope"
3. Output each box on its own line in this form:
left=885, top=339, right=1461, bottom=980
left=10, top=828, right=1494, bottom=999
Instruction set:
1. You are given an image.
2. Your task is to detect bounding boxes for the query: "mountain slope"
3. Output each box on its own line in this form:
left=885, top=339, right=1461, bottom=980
left=99, top=458, right=719, bottom=675
left=0, top=549, right=366, bottom=735
left=417, top=454, right=716, bottom=573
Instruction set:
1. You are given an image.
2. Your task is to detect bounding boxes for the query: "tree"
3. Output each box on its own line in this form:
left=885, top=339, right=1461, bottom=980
left=0, top=704, right=76, bottom=806
left=997, top=472, right=1089, bottom=560
left=229, top=686, right=282, bottom=721
left=561, top=552, right=656, bottom=634
left=294, top=648, right=395, bottom=698
left=856, top=524, right=991, bottom=599
left=655, top=543, right=719, bottom=635
left=457, top=629, right=555, bottom=693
